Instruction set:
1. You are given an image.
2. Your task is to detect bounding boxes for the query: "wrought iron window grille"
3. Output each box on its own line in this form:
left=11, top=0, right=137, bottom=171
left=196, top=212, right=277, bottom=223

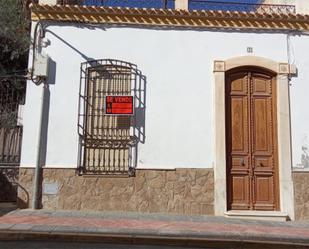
left=0, top=76, right=25, bottom=167
left=0, top=75, right=26, bottom=201
left=78, top=59, right=146, bottom=176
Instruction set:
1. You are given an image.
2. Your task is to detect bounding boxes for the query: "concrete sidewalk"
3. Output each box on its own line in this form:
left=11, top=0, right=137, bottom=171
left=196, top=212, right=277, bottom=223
left=0, top=208, right=309, bottom=248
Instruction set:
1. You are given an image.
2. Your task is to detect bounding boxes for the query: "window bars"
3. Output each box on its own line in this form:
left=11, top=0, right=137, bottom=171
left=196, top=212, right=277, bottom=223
left=0, top=76, right=25, bottom=167
left=0, top=126, right=23, bottom=167
left=0, top=77, right=25, bottom=128
left=78, top=59, right=146, bottom=176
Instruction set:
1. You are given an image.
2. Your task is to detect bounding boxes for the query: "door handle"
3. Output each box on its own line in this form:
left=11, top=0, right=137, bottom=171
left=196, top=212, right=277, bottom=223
left=241, top=158, right=245, bottom=166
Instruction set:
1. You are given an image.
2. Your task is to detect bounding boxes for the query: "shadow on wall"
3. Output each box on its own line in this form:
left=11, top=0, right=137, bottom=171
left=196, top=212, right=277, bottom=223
left=0, top=168, right=30, bottom=210
left=45, top=28, right=95, bottom=62
left=133, top=79, right=147, bottom=145
left=34, top=58, right=57, bottom=208
left=39, top=57, right=57, bottom=166
left=16, top=182, right=29, bottom=209
left=17, top=58, right=56, bottom=209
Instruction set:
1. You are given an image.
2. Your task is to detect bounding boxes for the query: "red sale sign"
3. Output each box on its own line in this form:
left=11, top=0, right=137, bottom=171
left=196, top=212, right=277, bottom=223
left=105, top=96, right=134, bottom=115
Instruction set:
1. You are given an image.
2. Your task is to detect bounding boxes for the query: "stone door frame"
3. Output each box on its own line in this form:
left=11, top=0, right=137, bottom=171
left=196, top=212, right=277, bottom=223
left=213, top=56, right=295, bottom=220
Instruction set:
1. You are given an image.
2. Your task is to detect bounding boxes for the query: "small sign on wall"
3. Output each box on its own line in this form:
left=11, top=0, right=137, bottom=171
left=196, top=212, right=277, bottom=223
left=105, top=96, right=134, bottom=115
left=43, top=182, right=59, bottom=195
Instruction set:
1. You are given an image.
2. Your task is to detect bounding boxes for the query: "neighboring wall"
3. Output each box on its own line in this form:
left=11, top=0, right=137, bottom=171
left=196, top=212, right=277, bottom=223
left=20, top=24, right=289, bottom=170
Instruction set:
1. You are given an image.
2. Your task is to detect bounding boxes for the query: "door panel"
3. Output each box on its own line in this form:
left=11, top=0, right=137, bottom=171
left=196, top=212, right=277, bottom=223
left=227, top=72, right=250, bottom=210
left=231, top=174, right=250, bottom=210
left=251, top=73, right=277, bottom=210
left=226, top=69, right=279, bottom=211
left=231, top=75, right=248, bottom=94
left=231, top=97, right=248, bottom=152
left=252, top=98, right=271, bottom=153
left=254, top=173, right=275, bottom=210
left=252, top=76, right=271, bottom=95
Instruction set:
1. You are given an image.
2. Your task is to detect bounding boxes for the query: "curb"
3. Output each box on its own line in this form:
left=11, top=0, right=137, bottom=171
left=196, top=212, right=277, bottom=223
left=0, top=229, right=309, bottom=249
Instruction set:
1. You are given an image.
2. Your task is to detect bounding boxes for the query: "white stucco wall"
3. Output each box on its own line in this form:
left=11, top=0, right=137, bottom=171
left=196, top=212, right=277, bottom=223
left=21, top=23, right=292, bottom=169
left=39, top=0, right=57, bottom=4
left=289, top=34, right=309, bottom=169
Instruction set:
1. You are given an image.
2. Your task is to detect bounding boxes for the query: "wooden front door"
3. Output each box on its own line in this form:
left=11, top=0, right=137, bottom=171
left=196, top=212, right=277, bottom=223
left=226, top=68, right=279, bottom=211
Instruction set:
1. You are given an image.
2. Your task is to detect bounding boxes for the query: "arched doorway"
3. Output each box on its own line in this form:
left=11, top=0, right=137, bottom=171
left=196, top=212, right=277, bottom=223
left=225, top=67, right=279, bottom=211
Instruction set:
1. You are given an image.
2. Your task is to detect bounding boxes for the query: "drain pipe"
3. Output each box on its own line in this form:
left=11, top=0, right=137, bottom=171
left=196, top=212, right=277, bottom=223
left=32, top=83, right=48, bottom=209
left=30, top=21, right=48, bottom=209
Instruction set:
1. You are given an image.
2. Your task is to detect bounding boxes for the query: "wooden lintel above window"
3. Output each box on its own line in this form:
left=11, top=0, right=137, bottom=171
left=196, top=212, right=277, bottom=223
left=30, top=4, right=309, bottom=31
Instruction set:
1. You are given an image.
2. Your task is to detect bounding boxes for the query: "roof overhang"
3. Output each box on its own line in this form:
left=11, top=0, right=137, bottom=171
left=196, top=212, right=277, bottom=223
left=30, top=4, right=309, bottom=31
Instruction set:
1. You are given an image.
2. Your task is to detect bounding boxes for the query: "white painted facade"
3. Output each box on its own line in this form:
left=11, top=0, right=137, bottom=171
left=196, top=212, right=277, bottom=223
left=289, top=34, right=309, bottom=169
left=263, top=0, right=309, bottom=14
left=19, top=23, right=309, bottom=172
left=39, top=0, right=57, bottom=4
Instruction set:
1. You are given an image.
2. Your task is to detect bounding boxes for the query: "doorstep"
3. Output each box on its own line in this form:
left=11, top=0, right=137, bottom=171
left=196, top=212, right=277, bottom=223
left=224, top=210, right=289, bottom=222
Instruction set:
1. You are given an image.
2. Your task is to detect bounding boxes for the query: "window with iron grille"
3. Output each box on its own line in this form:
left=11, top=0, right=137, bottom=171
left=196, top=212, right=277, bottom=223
left=78, top=59, right=146, bottom=176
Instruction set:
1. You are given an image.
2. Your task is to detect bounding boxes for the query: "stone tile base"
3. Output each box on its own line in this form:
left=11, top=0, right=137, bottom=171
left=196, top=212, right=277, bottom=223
left=293, top=171, right=309, bottom=221
left=17, top=168, right=214, bottom=215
